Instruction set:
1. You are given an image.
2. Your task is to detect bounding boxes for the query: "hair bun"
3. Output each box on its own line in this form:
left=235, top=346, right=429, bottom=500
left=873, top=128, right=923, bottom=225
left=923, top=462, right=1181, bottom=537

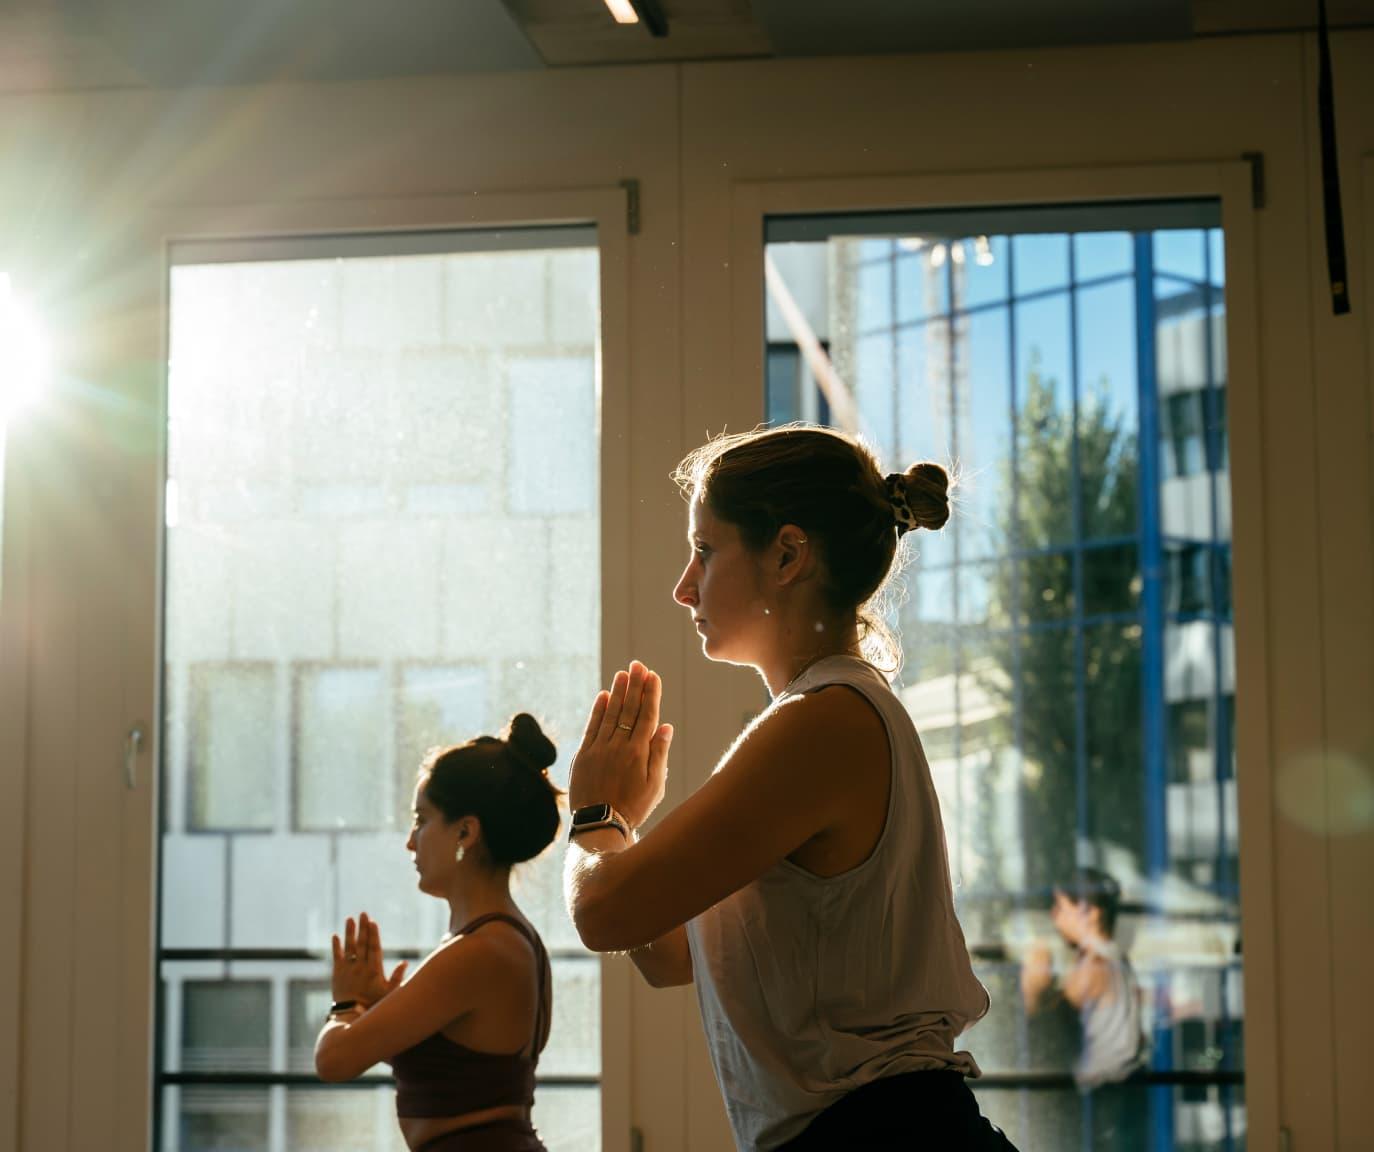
left=901, top=461, right=950, bottom=531
left=505, top=713, right=558, bottom=773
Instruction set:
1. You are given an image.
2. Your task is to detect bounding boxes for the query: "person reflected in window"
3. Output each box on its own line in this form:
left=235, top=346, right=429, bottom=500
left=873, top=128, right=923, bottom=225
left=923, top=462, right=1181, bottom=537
left=315, top=714, right=561, bottom=1152
left=564, top=425, right=1019, bottom=1151
left=1021, top=866, right=1149, bottom=1148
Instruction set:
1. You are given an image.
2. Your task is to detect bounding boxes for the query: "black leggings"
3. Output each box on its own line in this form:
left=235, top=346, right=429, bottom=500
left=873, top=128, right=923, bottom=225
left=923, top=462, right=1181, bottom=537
left=778, top=1071, right=1020, bottom=1151
left=414, top=1118, right=546, bottom=1152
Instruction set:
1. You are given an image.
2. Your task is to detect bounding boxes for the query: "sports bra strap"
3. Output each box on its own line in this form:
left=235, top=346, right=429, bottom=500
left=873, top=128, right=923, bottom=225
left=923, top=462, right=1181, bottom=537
left=453, top=914, right=549, bottom=1058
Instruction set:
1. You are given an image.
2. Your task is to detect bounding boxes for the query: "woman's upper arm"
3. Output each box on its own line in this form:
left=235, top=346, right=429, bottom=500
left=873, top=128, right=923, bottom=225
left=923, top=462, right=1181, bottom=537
left=315, top=942, right=490, bottom=1080
left=575, top=688, right=877, bottom=952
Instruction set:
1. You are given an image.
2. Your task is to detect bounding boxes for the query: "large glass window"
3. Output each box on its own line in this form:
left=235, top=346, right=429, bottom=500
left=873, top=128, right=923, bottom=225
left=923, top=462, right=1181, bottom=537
left=159, top=229, right=603, bottom=1151
left=766, top=204, right=1239, bottom=1152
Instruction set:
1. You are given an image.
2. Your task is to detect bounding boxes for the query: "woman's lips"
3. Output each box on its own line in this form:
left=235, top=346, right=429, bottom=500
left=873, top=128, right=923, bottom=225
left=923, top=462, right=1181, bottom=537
left=694, top=618, right=707, bottom=631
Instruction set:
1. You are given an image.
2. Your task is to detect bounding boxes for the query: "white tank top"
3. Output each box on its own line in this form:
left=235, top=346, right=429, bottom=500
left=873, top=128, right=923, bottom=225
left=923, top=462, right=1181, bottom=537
left=1074, top=938, right=1146, bottom=1089
left=685, top=655, right=990, bottom=1151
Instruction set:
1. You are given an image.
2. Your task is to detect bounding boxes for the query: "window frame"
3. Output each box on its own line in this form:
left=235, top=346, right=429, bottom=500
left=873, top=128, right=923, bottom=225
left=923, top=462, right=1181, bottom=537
left=131, top=188, right=635, bottom=1152
left=719, top=160, right=1277, bottom=1135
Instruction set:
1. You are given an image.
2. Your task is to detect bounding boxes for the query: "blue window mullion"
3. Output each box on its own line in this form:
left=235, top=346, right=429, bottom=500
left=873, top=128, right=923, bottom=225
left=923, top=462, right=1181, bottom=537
left=1135, top=232, right=1174, bottom=1152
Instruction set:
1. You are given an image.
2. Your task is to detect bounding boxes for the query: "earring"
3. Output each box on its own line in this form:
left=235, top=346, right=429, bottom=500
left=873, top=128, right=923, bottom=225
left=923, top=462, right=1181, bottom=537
left=455, top=844, right=466, bottom=863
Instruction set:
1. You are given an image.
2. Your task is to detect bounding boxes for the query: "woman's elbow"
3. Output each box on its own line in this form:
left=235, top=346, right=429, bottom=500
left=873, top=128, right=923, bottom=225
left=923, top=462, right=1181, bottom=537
left=573, top=897, right=621, bottom=953
left=573, top=889, right=650, bottom=953
left=314, top=1040, right=360, bottom=1083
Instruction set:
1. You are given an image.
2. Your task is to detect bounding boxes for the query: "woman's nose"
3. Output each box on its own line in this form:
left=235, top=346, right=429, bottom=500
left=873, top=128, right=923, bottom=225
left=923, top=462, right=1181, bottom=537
left=674, top=570, right=697, bottom=607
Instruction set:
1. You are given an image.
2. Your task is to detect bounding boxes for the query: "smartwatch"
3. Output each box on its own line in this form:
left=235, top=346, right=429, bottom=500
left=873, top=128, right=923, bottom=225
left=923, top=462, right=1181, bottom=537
left=569, top=803, right=631, bottom=841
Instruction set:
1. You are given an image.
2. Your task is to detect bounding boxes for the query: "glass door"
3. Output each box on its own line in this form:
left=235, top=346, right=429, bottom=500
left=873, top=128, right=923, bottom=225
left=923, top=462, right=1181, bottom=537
left=764, top=203, right=1241, bottom=1152
left=158, top=227, right=604, bottom=1151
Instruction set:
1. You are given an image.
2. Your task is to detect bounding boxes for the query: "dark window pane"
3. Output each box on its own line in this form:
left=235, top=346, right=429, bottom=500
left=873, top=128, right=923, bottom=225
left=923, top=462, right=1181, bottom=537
left=176, top=1086, right=271, bottom=1152
left=1164, top=391, right=1206, bottom=479
left=1017, top=626, right=1079, bottom=891
left=1084, top=623, right=1144, bottom=869
left=1022, top=550, right=1074, bottom=622
left=1167, top=699, right=1211, bottom=785
left=1166, top=544, right=1211, bottom=614
left=1083, top=543, right=1140, bottom=616
left=1209, top=384, right=1228, bottom=472
left=182, top=981, right=271, bottom=1073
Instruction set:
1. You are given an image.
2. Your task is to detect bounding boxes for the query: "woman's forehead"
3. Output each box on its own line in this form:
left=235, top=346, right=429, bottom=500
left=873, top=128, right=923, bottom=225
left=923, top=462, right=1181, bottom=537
left=690, top=499, right=725, bottom=535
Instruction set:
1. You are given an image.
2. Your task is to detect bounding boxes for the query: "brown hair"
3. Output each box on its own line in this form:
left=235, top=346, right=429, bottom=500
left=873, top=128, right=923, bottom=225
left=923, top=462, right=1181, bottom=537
left=673, top=423, right=949, bottom=669
left=419, top=713, right=562, bottom=867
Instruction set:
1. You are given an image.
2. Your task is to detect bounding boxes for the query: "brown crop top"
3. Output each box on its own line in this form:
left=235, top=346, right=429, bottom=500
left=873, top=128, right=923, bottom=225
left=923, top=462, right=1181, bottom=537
left=390, top=914, right=551, bottom=1119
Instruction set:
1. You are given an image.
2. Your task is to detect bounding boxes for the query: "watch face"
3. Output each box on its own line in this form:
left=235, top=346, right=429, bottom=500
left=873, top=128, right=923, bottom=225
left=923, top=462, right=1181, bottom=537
left=573, top=803, right=612, bottom=826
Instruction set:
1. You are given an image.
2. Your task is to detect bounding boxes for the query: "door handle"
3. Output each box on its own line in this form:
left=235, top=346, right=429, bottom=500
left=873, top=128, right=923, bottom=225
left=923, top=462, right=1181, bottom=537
left=124, top=725, right=144, bottom=790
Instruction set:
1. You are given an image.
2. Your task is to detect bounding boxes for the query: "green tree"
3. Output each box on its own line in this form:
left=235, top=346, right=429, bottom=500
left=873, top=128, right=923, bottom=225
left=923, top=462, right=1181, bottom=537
left=983, top=354, right=1143, bottom=894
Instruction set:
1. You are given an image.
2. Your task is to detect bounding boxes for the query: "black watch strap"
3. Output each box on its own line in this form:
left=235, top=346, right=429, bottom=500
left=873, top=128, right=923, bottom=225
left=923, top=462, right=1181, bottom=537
left=569, top=803, right=631, bottom=841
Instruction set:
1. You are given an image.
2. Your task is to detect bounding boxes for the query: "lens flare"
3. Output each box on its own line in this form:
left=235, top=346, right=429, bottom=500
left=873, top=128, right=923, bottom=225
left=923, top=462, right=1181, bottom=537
left=0, top=274, right=50, bottom=423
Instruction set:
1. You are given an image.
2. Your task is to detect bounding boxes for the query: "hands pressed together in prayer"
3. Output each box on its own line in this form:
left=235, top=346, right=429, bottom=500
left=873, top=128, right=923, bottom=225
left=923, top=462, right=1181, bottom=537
left=569, top=660, right=674, bottom=831
left=331, top=911, right=408, bottom=1007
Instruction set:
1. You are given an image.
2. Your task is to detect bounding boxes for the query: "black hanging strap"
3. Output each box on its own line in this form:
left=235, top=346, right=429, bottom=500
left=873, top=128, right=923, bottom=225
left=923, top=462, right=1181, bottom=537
left=1317, top=0, right=1351, bottom=315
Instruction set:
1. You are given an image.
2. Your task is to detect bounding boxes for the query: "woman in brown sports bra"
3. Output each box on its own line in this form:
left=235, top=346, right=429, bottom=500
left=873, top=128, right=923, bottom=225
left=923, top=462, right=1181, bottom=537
left=314, top=713, right=561, bottom=1152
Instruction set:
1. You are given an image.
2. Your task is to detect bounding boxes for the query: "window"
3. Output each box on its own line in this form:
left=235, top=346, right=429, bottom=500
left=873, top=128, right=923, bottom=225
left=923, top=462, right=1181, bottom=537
left=395, top=664, right=488, bottom=828
left=160, top=229, right=604, bottom=1150
left=295, top=666, right=388, bottom=831
left=182, top=980, right=272, bottom=1072
left=766, top=206, right=1240, bottom=1151
left=188, top=664, right=277, bottom=831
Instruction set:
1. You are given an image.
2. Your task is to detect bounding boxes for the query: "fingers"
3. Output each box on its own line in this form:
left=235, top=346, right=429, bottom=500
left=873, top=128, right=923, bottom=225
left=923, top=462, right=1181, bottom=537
left=343, top=917, right=357, bottom=959
left=388, top=961, right=409, bottom=990
left=580, top=690, right=609, bottom=752
left=647, top=721, right=673, bottom=785
left=597, top=668, right=630, bottom=742
left=619, top=661, right=648, bottom=735
left=633, top=671, right=661, bottom=746
left=331, top=934, right=343, bottom=965
left=366, top=917, right=384, bottom=972
left=357, top=913, right=372, bottom=965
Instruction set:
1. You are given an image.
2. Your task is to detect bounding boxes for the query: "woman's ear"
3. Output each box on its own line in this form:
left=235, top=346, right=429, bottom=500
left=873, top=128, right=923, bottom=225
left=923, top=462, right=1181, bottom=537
left=775, top=524, right=811, bottom=585
left=455, top=816, right=482, bottom=848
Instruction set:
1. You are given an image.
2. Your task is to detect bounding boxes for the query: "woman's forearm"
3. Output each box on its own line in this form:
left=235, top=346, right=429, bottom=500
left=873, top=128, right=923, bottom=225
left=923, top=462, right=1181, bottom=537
left=629, top=925, right=694, bottom=988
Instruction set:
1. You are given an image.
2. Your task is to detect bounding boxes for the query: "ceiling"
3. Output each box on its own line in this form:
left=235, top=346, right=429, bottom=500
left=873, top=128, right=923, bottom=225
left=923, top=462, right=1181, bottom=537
left=0, top=0, right=1371, bottom=93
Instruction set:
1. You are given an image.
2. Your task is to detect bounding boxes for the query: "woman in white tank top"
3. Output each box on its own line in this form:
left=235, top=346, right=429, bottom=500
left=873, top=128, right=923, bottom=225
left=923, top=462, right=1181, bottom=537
left=563, top=425, right=1019, bottom=1151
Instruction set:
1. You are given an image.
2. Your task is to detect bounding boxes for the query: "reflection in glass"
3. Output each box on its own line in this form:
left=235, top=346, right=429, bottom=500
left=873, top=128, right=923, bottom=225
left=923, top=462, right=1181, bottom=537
left=1083, top=544, right=1140, bottom=616
left=766, top=212, right=1238, bottom=1151
left=161, top=235, right=604, bottom=1149
left=959, top=307, right=1012, bottom=560
left=182, top=982, right=272, bottom=1073
left=189, top=665, right=277, bottom=831
left=396, top=665, right=488, bottom=827
left=175, top=1086, right=271, bottom=1152
left=296, top=666, right=386, bottom=830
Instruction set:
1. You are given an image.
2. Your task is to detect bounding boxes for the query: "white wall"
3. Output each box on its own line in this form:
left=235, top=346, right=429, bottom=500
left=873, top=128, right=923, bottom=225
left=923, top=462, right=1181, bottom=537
left=1, top=29, right=1371, bottom=1152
